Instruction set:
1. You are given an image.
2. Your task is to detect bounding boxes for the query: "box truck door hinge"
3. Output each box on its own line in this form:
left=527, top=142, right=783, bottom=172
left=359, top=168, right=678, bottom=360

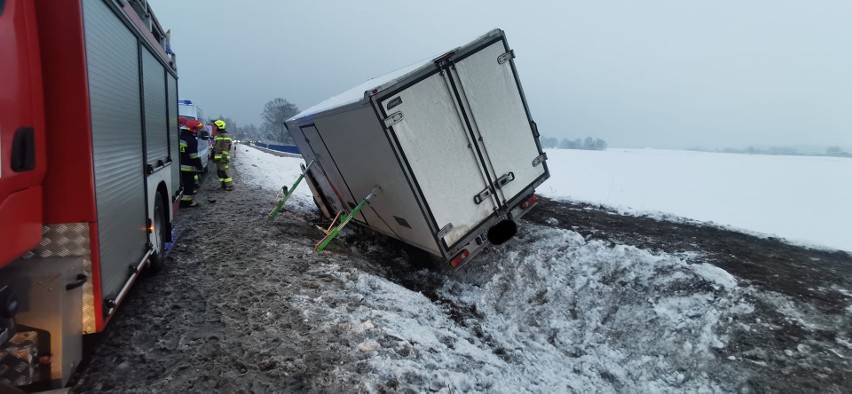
left=384, top=111, right=404, bottom=127
left=474, top=187, right=493, bottom=205
left=497, top=50, right=515, bottom=65
left=494, top=172, right=515, bottom=189
left=532, top=153, right=548, bottom=167
left=438, top=223, right=454, bottom=238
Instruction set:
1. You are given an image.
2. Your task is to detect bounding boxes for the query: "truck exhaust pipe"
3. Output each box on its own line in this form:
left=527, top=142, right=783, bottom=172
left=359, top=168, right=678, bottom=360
left=487, top=219, right=517, bottom=245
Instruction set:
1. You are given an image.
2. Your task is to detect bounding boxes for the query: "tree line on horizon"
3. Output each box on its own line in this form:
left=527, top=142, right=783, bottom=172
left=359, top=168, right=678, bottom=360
left=539, top=136, right=608, bottom=151
left=688, top=145, right=851, bottom=158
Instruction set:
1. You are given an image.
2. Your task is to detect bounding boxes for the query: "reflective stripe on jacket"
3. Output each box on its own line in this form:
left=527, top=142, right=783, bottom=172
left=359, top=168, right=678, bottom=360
left=179, top=130, right=203, bottom=171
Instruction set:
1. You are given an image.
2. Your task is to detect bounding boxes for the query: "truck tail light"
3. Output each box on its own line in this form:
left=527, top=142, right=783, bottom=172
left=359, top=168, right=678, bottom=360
left=520, top=194, right=538, bottom=210
left=450, top=249, right=469, bottom=268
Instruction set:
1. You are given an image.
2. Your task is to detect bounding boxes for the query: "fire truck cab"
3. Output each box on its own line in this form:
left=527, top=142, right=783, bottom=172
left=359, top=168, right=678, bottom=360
left=0, top=0, right=180, bottom=389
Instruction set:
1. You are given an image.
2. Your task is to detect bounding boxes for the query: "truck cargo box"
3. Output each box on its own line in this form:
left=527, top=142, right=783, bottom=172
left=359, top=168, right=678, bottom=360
left=286, top=29, right=549, bottom=268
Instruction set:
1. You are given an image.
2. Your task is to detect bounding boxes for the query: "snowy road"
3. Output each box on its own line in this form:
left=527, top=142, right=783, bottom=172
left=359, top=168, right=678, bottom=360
left=70, top=146, right=852, bottom=393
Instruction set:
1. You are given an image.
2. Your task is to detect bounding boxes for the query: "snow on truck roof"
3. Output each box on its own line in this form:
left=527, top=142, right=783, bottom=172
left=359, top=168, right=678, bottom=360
left=289, top=57, right=434, bottom=121
left=290, top=29, right=504, bottom=121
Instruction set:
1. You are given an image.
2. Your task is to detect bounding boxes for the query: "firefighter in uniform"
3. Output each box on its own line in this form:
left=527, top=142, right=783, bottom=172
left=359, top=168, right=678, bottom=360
left=186, top=119, right=205, bottom=187
left=212, top=119, right=234, bottom=191
left=179, top=123, right=204, bottom=207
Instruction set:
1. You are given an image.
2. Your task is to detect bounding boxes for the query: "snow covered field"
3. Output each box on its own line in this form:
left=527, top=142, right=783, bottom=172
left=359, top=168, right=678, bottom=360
left=538, top=149, right=852, bottom=252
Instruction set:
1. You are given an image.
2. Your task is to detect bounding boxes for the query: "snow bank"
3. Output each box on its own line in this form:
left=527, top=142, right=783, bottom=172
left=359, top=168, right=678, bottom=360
left=293, top=224, right=752, bottom=392
left=539, top=149, right=852, bottom=252
left=233, top=146, right=316, bottom=212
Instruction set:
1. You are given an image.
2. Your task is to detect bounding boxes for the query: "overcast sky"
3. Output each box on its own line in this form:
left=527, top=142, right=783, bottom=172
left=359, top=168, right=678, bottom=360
left=148, top=0, right=852, bottom=149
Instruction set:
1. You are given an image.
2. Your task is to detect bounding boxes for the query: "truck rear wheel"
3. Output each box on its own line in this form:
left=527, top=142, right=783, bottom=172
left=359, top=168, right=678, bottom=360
left=149, top=196, right=167, bottom=274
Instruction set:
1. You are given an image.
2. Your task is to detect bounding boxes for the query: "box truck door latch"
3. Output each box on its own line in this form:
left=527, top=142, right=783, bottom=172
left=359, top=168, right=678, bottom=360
left=384, top=111, right=404, bottom=128
left=532, top=153, right=548, bottom=167
left=474, top=187, right=493, bottom=205
left=497, top=50, right=515, bottom=65
left=438, top=223, right=454, bottom=238
left=495, top=172, right=515, bottom=189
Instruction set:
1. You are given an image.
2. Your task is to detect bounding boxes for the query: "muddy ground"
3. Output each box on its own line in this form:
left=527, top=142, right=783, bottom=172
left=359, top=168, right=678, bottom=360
left=69, top=150, right=851, bottom=393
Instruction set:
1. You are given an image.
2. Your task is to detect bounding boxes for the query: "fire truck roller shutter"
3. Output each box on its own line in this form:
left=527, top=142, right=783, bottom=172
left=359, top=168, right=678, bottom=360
left=82, top=0, right=149, bottom=300
left=142, top=48, right=168, bottom=169
left=167, top=76, right=179, bottom=195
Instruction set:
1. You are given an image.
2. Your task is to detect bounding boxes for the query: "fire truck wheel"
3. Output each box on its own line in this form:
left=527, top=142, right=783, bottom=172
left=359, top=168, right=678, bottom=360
left=149, top=196, right=167, bottom=274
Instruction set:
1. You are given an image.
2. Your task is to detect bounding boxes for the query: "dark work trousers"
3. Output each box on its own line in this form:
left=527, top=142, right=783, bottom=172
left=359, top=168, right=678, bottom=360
left=180, top=171, right=197, bottom=206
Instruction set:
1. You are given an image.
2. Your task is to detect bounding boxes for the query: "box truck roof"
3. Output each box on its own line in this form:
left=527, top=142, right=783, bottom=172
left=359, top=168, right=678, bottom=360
left=291, top=29, right=504, bottom=120
left=291, top=58, right=432, bottom=120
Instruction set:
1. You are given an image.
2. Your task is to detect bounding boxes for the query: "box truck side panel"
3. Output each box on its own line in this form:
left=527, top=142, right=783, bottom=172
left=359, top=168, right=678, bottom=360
left=83, top=0, right=148, bottom=299
left=314, top=108, right=441, bottom=254
left=381, top=73, right=497, bottom=247
left=142, top=47, right=168, bottom=168
left=287, top=124, right=332, bottom=217
left=454, top=40, right=547, bottom=204
left=299, top=124, right=354, bottom=217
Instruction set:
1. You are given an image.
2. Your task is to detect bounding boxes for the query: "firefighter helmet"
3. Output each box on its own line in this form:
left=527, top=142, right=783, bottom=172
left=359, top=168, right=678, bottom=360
left=186, top=119, right=202, bottom=134
left=179, top=116, right=188, bottom=127
left=214, top=119, right=226, bottom=130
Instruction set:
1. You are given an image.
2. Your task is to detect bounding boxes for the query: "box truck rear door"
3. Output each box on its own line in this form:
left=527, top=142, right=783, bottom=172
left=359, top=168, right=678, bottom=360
left=452, top=39, right=547, bottom=206
left=380, top=72, right=498, bottom=247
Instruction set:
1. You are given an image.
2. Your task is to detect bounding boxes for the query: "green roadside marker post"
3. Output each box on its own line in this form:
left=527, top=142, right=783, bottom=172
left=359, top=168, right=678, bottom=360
left=314, top=187, right=377, bottom=253
left=267, top=160, right=315, bottom=221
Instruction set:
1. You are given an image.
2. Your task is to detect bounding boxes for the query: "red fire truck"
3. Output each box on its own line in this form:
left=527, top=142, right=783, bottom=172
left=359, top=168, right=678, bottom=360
left=0, top=0, right=181, bottom=389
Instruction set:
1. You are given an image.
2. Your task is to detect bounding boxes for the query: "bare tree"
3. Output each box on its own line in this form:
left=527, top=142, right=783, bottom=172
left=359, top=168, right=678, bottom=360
left=241, top=123, right=261, bottom=141
left=826, top=146, right=847, bottom=157
left=539, top=136, right=558, bottom=149
left=261, top=98, right=299, bottom=143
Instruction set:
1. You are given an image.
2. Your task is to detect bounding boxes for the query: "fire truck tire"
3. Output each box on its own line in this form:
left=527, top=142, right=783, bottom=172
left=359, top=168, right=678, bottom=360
left=149, top=196, right=167, bottom=274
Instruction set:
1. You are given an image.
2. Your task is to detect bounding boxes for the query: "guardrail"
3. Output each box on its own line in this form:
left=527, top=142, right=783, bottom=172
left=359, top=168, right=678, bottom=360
left=252, top=143, right=300, bottom=154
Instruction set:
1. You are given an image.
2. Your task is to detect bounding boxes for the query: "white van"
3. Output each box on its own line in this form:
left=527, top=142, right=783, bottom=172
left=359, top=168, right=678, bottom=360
left=178, top=99, right=211, bottom=171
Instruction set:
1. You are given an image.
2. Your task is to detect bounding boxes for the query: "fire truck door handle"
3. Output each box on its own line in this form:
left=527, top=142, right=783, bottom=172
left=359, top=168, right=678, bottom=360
left=11, top=127, right=36, bottom=172
left=66, top=273, right=88, bottom=291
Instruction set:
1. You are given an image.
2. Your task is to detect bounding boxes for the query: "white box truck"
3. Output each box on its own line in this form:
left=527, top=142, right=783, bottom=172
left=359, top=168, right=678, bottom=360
left=285, top=29, right=549, bottom=268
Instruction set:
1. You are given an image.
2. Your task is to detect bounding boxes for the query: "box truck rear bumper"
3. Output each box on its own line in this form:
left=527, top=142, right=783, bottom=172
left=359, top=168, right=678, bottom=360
left=446, top=184, right=544, bottom=269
